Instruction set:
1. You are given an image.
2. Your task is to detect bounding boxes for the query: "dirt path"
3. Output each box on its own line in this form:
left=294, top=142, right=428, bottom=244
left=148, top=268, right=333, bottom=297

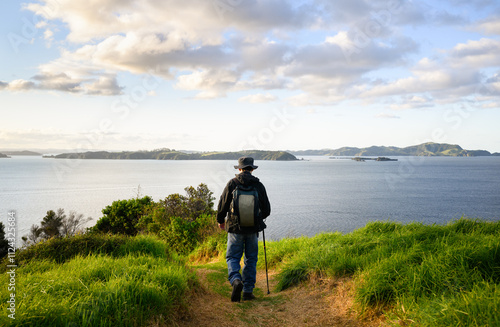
left=172, top=262, right=385, bottom=327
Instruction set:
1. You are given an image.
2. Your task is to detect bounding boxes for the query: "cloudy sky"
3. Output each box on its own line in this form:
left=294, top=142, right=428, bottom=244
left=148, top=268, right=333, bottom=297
left=1, top=0, right=500, bottom=153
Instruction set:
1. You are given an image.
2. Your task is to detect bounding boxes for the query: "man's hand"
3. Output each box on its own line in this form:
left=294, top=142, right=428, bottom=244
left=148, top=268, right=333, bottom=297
left=218, top=223, right=225, bottom=230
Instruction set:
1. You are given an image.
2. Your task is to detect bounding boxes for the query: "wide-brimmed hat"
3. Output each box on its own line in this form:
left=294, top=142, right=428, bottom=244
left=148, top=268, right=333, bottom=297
left=234, top=157, right=258, bottom=170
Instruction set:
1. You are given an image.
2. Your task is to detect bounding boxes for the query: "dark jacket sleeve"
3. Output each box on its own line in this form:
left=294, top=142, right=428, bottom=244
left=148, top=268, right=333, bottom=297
left=257, top=183, right=271, bottom=219
left=217, top=180, right=234, bottom=224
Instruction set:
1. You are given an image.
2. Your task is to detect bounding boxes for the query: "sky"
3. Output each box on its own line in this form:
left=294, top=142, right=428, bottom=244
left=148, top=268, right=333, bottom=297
left=1, top=0, right=500, bottom=153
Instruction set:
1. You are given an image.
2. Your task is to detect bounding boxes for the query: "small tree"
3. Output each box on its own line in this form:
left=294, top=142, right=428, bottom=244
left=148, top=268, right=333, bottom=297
left=21, top=224, right=43, bottom=247
left=40, top=209, right=65, bottom=238
left=162, top=193, right=189, bottom=218
left=184, top=183, right=215, bottom=220
left=22, top=209, right=91, bottom=247
left=60, top=211, right=93, bottom=237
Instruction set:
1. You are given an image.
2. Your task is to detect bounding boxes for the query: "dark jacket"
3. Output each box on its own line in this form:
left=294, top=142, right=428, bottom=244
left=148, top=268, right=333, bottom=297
left=217, top=171, right=271, bottom=234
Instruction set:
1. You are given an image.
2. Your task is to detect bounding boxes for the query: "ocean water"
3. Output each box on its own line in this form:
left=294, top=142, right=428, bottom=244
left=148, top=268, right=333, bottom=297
left=1, top=156, right=499, bottom=241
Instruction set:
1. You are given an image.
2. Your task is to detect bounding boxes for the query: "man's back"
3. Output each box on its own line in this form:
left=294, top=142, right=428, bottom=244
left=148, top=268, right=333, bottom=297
left=217, top=170, right=270, bottom=233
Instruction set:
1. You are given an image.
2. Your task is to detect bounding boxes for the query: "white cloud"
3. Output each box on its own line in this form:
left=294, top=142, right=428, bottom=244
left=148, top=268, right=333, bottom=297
left=5, top=79, right=36, bottom=91
left=175, top=69, right=238, bottom=98
left=449, top=38, right=500, bottom=68
left=239, top=40, right=291, bottom=71
left=14, top=0, right=413, bottom=99
left=85, top=76, right=123, bottom=96
left=0, top=72, right=122, bottom=95
left=0, top=0, right=495, bottom=110
left=238, top=93, right=277, bottom=103
left=25, top=0, right=319, bottom=45
left=473, top=15, right=500, bottom=35
left=282, top=33, right=418, bottom=104
left=353, top=35, right=500, bottom=107
left=32, top=72, right=82, bottom=92
left=358, top=42, right=497, bottom=102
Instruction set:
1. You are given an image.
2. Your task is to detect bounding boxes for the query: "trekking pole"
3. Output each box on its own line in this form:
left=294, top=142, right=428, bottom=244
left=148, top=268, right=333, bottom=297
left=262, top=229, right=270, bottom=295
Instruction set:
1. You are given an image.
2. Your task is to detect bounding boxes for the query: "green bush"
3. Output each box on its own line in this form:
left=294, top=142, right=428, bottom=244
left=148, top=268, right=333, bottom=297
left=137, top=183, right=215, bottom=232
left=56, top=184, right=219, bottom=256
left=160, top=214, right=216, bottom=254
left=93, top=196, right=153, bottom=235
left=134, top=184, right=219, bottom=254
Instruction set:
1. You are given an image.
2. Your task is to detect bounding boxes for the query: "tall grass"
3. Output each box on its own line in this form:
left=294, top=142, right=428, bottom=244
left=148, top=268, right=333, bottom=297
left=272, top=218, right=500, bottom=326
left=3, top=218, right=498, bottom=326
left=188, top=229, right=227, bottom=263
left=0, top=234, right=194, bottom=326
left=10, top=233, right=170, bottom=268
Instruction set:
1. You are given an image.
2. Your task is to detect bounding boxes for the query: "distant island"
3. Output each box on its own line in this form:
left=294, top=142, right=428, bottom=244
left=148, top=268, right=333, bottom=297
left=0, top=153, right=9, bottom=158
left=352, top=157, right=398, bottom=162
left=1, top=150, right=42, bottom=156
left=44, top=149, right=298, bottom=161
left=292, top=142, right=500, bottom=157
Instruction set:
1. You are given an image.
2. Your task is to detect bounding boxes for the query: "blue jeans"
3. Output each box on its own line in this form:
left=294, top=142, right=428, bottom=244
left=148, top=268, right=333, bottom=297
left=226, top=232, right=259, bottom=293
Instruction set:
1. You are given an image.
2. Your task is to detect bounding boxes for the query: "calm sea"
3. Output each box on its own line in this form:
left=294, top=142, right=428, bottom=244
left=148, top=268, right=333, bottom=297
left=1, top=156, right=499, bottom=241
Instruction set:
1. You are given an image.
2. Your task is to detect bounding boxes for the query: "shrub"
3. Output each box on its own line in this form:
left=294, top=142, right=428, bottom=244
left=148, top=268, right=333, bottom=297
left=160, top=214, right=216, bottom=254
left=136, top=184, right=219, bottom=254
left=137, top=184, right=216, bottom=233
left=93, top=196, right=153, bottom=235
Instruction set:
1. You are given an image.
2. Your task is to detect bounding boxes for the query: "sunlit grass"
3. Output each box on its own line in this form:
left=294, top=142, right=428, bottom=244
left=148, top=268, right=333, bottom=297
left=2, top=218, right=498, bottom=326
left=0, top=235, right=194, bottom=327
left=271, top=218, right=500, bottom=326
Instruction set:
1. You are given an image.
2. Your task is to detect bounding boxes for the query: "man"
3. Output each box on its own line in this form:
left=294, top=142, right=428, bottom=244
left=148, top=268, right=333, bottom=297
left=217, top=157, right=271, bottom=302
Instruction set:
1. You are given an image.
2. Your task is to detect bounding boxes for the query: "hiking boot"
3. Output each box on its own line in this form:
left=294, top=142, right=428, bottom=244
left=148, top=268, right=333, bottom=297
left=242, top=292, right=256, bottom=301
left=231, top=279, right=243, bottom=302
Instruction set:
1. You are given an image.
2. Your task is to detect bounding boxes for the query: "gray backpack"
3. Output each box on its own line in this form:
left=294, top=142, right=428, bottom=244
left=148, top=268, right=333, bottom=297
left=229, top=183, right=260, bottom=229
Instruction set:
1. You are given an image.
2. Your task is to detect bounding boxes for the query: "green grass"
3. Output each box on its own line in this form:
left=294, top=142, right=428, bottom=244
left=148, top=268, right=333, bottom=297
left=272, top=218, right=500, bottom=326
left=188, top=230, right=227, bottom=262
left=3, top=218, right=499, bottom=326
left=10, top=233, right=170, bottom=268
left=0, top=234, right=194, bottom=327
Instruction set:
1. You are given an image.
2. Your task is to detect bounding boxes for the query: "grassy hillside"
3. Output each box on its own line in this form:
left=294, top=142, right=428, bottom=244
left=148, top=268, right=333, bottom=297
left=2, top=218, right=499, bottom=326
left=265, top=218, right=500, bottom=326
left=0, top=234, right=195, bottom=326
